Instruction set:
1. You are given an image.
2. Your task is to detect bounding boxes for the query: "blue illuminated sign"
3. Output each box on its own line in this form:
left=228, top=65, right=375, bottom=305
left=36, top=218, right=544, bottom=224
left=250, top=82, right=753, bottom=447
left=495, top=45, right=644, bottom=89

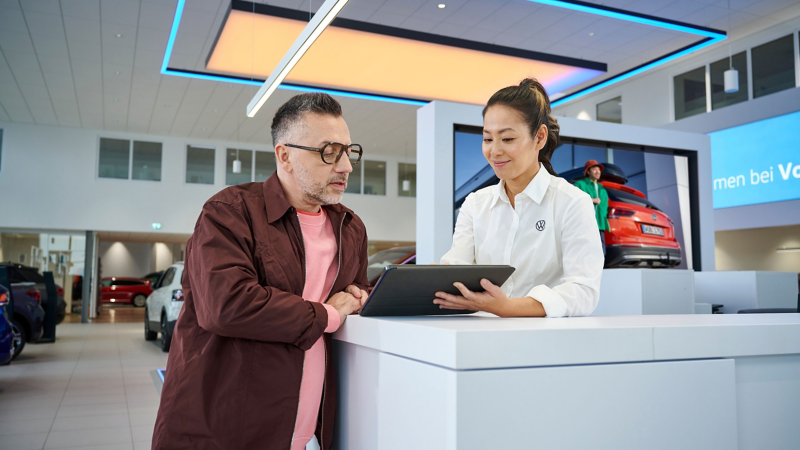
left=710, top=111, right=800, bottom=209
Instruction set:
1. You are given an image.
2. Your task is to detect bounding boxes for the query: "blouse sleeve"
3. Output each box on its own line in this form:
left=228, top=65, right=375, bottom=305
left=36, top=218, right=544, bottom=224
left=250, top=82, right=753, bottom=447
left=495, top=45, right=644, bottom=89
left=525, top=194, right=604, bottom=317
left=440, top=194, right=477, bottom=265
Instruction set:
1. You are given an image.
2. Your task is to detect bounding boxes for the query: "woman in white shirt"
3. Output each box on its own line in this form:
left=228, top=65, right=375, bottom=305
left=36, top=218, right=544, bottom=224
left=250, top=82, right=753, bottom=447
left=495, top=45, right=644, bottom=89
left=434, top=78, right=604, bottom=318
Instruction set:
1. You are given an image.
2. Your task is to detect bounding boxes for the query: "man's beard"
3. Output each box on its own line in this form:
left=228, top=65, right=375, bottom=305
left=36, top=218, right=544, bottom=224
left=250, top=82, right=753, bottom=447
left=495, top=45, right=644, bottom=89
left=294, top=161, right=347, bottom=206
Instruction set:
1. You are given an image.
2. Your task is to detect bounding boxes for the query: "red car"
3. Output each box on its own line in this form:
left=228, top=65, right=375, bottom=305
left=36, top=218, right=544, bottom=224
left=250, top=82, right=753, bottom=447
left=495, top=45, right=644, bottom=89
left=601, top=181, right=681, bottom=268
left=100, top=277, right=153, bottom=307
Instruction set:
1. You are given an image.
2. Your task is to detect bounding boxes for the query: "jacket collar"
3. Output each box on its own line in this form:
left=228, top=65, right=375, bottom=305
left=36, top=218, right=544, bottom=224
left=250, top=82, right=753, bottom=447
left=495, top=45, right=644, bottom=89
left=263, top=172, right=352, bottom=224
left=490, top=163, right=551, bottom=208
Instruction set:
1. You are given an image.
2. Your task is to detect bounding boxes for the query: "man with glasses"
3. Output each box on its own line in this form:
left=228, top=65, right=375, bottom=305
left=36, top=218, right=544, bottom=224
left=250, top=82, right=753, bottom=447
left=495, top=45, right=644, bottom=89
left=153, top=93, right=368, bottom=450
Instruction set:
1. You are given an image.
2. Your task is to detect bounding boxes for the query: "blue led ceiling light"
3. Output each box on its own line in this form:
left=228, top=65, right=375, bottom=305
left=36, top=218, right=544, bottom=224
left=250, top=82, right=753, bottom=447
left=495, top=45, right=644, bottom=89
left=161, top=0, right=427, bottom=107
left=161, top=0, right=725, bottom=108
left=525, top=0, right=727, bottom=107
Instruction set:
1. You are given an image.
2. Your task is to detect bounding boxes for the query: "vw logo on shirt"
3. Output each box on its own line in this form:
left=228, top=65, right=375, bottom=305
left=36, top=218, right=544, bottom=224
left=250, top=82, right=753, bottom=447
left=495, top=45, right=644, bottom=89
left=536, top=220, right=546, bottom=231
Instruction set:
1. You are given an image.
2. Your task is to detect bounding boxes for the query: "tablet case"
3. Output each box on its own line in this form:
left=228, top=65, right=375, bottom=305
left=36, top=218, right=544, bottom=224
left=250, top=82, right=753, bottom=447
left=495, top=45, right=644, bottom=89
left=360, top=265, right=515, bottom=317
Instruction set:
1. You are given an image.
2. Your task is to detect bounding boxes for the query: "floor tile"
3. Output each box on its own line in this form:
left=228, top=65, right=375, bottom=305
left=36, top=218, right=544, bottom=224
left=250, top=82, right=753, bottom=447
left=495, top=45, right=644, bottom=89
left=132, top=424, right=155, bottom=442
left=55, top=402, right=129, bottom=418
left=50, top=413, right=130, bottom=431
left=0, top=432, right=49, bottom=450
left=134, top=440, right=152, bottom=450
left=44, top=426, right=132, bottom=449
left=0, top=417, right=54, bottom=436
left=60, top=393, right=128, bottom=406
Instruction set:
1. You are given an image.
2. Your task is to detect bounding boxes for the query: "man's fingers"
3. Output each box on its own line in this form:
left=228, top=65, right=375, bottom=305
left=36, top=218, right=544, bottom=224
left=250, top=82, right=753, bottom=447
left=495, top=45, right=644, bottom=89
left=345, top=285, right=361, bottom=298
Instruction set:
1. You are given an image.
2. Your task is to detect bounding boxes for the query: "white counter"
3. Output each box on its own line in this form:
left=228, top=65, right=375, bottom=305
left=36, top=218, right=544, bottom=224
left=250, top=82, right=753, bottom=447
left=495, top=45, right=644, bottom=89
left=333, top=313, right=800, bottom=450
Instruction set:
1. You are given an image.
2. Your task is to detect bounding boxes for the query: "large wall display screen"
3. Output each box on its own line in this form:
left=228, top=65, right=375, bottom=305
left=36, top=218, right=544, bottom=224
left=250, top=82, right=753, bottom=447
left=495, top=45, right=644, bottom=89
left=454, top=125, right=700, bottom=270
left=710, top=110, right=800, bottom=209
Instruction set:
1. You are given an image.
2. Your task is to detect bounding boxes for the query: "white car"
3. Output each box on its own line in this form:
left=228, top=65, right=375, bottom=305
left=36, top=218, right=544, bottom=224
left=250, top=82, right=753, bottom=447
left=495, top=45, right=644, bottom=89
left=145, top=262, right=184, bottom=352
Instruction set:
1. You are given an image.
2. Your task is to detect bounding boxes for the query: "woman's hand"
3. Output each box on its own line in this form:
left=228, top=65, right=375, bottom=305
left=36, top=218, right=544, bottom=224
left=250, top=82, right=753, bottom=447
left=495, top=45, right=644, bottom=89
left=433, top=279, right=509, bottom=316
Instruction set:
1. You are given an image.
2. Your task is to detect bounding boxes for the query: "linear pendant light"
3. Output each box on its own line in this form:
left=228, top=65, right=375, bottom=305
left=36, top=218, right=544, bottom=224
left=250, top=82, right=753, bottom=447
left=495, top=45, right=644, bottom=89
left=246, top=0, right=350, bottom=117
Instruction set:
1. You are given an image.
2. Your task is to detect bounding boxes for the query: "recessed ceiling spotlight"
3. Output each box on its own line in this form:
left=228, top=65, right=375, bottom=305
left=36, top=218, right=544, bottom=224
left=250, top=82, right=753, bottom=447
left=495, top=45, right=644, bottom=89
left=438, top=4, right=446, bottom=8
left=589, top=32, right=594, bottom=37
left=114, top=98, right=119, bottom=102
left=213, top=108, right=218, bottom=112
left=116, top=33, right=122, bottom=38
left=115, top=71, right=120, bottom=75
left=202, top=127, right=206, bottom=131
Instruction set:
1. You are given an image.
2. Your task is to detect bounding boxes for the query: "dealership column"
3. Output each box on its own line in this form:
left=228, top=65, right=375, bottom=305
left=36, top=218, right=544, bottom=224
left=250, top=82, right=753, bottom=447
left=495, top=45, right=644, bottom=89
left=80, top=231, right=97, bottom=323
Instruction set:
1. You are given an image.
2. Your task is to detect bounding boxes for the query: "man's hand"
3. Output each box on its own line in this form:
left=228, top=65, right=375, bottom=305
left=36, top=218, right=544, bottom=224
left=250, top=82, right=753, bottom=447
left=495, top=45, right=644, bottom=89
left=326, top=292, right=362, bottom=327
left=345, top=285, right=370, bottom=307
left=592, top=198, right=601, bottom=205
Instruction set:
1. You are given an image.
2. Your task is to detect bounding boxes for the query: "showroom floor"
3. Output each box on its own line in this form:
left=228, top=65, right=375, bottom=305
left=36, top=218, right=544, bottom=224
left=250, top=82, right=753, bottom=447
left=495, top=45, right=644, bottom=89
left=0, top=317, right=167, bottom=450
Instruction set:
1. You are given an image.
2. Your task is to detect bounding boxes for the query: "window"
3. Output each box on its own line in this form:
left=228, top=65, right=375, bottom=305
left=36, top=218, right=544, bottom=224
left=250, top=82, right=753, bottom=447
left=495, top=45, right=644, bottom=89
left=596, top=97, right=622, bottom=124
left=162, top=267, right=176, bottom=286
left=751, top=34, right=796, bottom=99
left=186, top=146, right=215, bottom=185
left=132, top=141, right=162, bottom=181
left=99, top=138, right=162, bottom=181
left=573, top=143, right=606, bottom=168
left=363, top=161, right=386, bottom=195
left=398, top=163, right=416, bottom=197
left=710, top=52, right=748, bottom=110
left=255, top=151, right=277, bottom=182
left=674, top=67, right=707, bottom=120
left=226, top=149, right=253, bottom=186
left=551, top=143, right=572, bottom=175
left=98, top=138, right=130, bottom=179
left=345, top=162, right=361, bottom=194
left=101, top=279, right=112, bottom=287
left=611, top=148, right=647, bottom=194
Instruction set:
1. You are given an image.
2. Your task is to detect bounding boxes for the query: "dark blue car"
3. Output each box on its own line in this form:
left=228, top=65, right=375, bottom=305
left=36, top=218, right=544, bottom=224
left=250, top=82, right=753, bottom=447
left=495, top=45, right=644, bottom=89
left=0, top=285, right=13, bottom=365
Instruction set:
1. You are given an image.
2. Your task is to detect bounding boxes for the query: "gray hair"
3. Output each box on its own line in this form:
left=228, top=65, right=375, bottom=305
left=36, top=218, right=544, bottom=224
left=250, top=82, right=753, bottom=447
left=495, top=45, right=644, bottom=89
left=271, top=92, right=343, bottom=147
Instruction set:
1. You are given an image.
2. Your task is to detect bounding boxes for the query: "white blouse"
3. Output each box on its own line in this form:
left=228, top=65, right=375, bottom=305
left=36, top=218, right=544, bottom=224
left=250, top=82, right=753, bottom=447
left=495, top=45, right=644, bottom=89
left=441, top=165, right=604, bottom=317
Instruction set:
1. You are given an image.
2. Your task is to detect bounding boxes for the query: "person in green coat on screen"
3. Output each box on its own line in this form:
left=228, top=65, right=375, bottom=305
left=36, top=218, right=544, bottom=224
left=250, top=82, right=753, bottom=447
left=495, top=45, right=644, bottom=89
left=574, top=160, right=609, bottom=256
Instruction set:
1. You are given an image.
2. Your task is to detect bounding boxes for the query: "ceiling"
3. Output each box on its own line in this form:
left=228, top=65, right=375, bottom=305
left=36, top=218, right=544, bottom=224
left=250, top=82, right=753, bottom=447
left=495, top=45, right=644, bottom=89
left=1, top=0, right=799, bottom=155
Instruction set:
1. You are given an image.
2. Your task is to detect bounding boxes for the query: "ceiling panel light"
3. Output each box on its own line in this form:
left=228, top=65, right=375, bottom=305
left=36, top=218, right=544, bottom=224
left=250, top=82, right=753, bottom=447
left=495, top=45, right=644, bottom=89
left=246, top=0, right=351, bottom=117
left=438, top=4, right=446, bottom=8
left=207, top=4, right=604, bottom=108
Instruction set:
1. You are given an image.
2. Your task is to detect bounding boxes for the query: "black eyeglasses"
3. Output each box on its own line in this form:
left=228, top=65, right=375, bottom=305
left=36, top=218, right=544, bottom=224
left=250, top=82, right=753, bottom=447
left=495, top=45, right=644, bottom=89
left=285, top=142, right=363, bottom=165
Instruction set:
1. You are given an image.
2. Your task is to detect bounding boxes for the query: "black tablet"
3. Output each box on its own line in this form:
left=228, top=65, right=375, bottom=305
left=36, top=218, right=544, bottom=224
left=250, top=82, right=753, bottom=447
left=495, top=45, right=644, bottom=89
left=360, top=265, right=515, bottom=317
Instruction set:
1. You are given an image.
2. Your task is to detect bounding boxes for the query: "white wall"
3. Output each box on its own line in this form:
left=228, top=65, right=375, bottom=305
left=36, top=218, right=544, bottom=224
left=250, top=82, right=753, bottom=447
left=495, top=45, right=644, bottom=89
left=0, top=122, right=415, bottom=242
left=553, top=16, right=800, bottom=130
left=716, top=225, right=800, bottom=274
left=552, top=16, right=800, bottom=233
left=99, top=241, right=152, bottom=278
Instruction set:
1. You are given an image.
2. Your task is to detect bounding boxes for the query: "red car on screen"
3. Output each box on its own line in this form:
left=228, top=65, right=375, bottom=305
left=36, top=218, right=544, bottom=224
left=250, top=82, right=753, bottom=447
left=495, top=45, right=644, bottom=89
left=100, top=277, right=153, bottom=308
left=600, top=181, right=681, bottom=268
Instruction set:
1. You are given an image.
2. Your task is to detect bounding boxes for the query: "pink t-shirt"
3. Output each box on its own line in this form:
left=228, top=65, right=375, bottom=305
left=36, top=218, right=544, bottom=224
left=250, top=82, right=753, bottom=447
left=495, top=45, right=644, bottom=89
left=292, top=208, right=341, bottom=450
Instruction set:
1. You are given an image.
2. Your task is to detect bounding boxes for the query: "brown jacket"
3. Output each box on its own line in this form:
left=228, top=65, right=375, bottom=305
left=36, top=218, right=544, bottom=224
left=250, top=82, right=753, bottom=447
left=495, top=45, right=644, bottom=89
left=152, top=173, right=369, bottom=450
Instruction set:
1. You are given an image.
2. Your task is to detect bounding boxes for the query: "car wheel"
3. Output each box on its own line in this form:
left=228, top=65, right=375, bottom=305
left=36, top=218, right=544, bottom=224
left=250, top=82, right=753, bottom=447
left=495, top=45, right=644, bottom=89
left=132, top=294, right=147, bottom=308
left=144, top=309, right=157, bottom=341
left=10, top=320, right=27, bottom=360
left=161, top=314, right=171, bottom=352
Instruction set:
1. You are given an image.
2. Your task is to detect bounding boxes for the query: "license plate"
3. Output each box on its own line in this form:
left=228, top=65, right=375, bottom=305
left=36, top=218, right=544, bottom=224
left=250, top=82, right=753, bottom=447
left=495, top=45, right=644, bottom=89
left=641, top=225, right=664, bottom=236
